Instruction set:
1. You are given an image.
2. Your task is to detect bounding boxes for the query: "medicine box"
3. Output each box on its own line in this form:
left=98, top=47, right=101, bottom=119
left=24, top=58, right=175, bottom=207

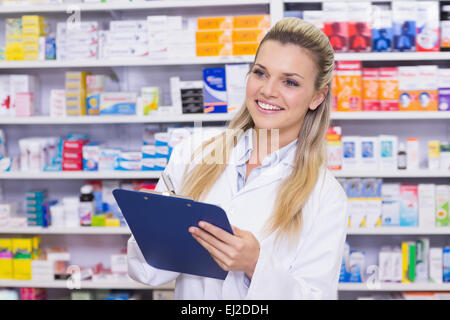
left=360, top=136, right=379, bottom=171
left=379, top=135, right=397, bottom=170
left=381, top=183, right=400, bottom=226
left=429, top=247, right=443, bottom=283
left=347, top=2, right=372, bottom=53
left=99, top=92, right=137, bottom=115
left=233, top=15, right=270, bottom=29
left=372, top=3, right=393, bottom=52
left=203, top=67, right=227, bottom=113
left=378, top=67, right=399, bottom=111
left=323, top=2, right=349, bottom=53
left=336, top=61, right=362, bottom=111
left=418, top=184, right=436, bottom=228
left=342, top=136, right=361, bottom=171
left=435, top=185, right=449, bottom=227
left=83, top=143, right=101, bottom=171
left=225, top=64, right=249, bottom=113
left=417, top=65, right=438, bottom=111
left=416, top=1, right=440, bottom=52
left=392, top=1, right=417, bottom=52
left=326, top=126, right=342, bottom=171
left=196, top=43, right=232, bottom=57
left=398, top=66, right=419, bottom=111
left=362, top=68, right=380, bottom=111
left=444, top=247, right=450, bottom=282
left=399, top=185, right=419, bottom=227
left=438, top=68, right=450, bottom=111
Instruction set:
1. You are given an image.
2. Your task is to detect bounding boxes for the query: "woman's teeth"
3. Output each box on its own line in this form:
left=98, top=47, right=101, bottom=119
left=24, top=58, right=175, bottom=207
left=257, top=101, right=283, bottom=111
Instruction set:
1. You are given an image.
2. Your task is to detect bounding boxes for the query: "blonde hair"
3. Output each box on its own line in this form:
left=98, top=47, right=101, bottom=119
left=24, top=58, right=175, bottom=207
left=180, top=18, right=335, bottom=242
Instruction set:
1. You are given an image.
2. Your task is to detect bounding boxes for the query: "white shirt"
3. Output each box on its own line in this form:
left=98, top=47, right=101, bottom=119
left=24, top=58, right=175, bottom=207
left=127, top=131, right=348, bottom=299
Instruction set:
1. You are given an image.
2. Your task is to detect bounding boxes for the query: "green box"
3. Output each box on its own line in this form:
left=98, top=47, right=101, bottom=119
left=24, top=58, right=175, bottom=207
left=91, top=215, right=106, bottom=227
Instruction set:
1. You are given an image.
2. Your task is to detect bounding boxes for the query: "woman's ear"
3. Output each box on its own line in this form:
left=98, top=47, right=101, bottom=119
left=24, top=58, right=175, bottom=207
left=309, top=86, right=329, bottom=111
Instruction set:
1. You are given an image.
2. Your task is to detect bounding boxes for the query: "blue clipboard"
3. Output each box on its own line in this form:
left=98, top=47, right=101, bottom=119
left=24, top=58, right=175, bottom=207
left=112, top=189, right=233, bottom=280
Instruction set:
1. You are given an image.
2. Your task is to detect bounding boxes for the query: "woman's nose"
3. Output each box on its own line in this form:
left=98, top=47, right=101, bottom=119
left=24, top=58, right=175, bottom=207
left=260, top=79, right=278, bottom=98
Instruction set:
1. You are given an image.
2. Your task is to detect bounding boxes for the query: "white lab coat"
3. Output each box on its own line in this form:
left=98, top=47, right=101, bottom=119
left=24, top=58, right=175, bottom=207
left=127, top=133, right=348, bottom=300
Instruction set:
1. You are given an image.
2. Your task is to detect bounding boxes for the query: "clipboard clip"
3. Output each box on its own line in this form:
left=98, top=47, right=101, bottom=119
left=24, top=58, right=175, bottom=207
left=139, top=188, right=194, bottom=201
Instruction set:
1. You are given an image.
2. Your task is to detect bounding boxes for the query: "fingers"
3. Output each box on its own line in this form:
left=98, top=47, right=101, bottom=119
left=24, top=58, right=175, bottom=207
left=197, top=221, right=238, bottom=245
left=189, top=226, right=231, bottom=256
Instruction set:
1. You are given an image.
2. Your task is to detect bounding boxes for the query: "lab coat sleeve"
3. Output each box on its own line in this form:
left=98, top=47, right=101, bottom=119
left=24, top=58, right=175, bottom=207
left=245, top=174, right=348, bottom=300
left=127, top=137, right=194, bottom=286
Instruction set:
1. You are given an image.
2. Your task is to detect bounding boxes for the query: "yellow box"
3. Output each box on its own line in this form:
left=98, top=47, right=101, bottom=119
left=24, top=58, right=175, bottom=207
left=6, top=42, right=24, bottom=60
left=105, top=218, right=120, bottom=227
left=32, top=236, right=41, bottom=260
left=196, top=30, right=232, bottom=44
left=22, top=15, right=44, bottom=26
left=0, top=239, right=13, bottom=279
left=196, top=43, right=232, bottom=57
left=232, top=42, right=259, bottom=55
left=232, top=28, right=268, bottom=43
left=233, top=15, right=270, bottom=29
left=197, top=16, right=233, bottom=30
left=12, top=238, right=32, bottom=280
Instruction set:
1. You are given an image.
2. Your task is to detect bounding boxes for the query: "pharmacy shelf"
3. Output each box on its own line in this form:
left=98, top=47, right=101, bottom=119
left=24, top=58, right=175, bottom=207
left=0, top=0, right=269, bottom=13
left=331, top=111, right=450, bottom=120
left=3, top=52, right=450, bottom=70
left=0, top=56, right=255, bottom=69
left=0, top=226, right=131, bottom=235
left=347, top=227, right=450, bottom=235
left=0, top=113, right=234, bottom=125
left=1, top=226, right=448, bottom=236
left=1, top=170, right=449, bottom=180
left=0, top=279, right=174, bottom=290
left=338, top=282, right=450, bottom=292
left=2, top=112, right=449, bottom=125
left=332, top=170, right=450, bottom=178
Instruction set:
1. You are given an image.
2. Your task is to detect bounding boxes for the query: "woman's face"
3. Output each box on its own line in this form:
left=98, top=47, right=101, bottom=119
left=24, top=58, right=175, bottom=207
left=245, top=40, right=326, bottom=143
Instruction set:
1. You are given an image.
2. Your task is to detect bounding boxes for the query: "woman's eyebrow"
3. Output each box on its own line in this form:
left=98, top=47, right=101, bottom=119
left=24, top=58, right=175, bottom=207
left=254, top=63, right=304, bottom=79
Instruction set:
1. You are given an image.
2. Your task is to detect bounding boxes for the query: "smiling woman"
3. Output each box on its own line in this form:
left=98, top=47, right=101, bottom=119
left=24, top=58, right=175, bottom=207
left=127, top=17, right=348, bottom=300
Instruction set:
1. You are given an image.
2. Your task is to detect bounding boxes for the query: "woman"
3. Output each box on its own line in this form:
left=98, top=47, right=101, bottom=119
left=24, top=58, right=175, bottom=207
left=127, top=17, right=348, bottom=300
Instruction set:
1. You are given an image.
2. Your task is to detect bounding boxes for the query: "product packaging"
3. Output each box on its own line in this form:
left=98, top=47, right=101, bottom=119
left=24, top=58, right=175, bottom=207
left=406, top=137, right=419, bottom=170
left=360, top=136, right=379, bottom=171
left=326, top=126, right=342, bottom=171
left=399, top=184, right=419, bottom=227
left=86, top=75, right=105, bottom=115
left=429, top=247, right=443, bottom=283
left=203, top=67, right=227, bottom=113
left=348, top=2, right=372, bottom=52
left=336, top=61, right=362, bottom=111
left=392, top=1, right=417, bottom=52
left=342, top=136, right=361, bottom=171
left=379, top=135, right=398, bottom=170
left=418, top=184, right=436, bottom=227
left=99, top=92, right=137, bottom=115
left=435, top=185, right=449, bottom=226
left=362, top=68, right=380, bottom=111
left=415, top=238, right=430, bottom=282
left=398, top=66, right=419, bottom=111
left=438, top=68, right=450, bottom=111
left=378, top=67, right=399, bottom=111
left=323, top=2, right=349, bottom=52
left=416, top=1, right=440, bottom=52
left=381, top=183, right=401, bottom=226
left=362, top=178, right=382, bottom=227
left=428, top=140, right=440, bottom=170
left=417, top=65, right=439, bottom=111
left=348, top=251, right=365, bottom=282
left=371, top=3, right=393, bottom=52
left=225, top=63, right=249, bottom=114
left=346, top=178, right=365, bottom=228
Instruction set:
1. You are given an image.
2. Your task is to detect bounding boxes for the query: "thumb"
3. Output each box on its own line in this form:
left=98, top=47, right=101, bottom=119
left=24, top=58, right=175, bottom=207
left=231, top=225, right=243, bottom=236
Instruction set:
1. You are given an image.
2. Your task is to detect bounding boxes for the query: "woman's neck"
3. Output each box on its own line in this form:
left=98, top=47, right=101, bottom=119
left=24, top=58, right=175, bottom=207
left=249, top=127, right=298, bottom=165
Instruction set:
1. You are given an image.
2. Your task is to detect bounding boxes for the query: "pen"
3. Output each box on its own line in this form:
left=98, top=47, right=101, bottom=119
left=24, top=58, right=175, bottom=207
left=161, top=172, right=176, bottom=195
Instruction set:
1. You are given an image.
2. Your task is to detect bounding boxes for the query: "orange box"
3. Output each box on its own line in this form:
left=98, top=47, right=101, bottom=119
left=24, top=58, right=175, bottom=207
left=417, top=66, right=438, bottom=111
left=232, top=42, right=259, bottom=55
left=197, top=16, right=233, bottom=30
left=398, top=66, right=419, bottom=111
left=196, top=43, right=232, bottom=57
left=378, top=67, right=399, bottom=111
left=233, top=15, right=271, bottom=29
left=196, top=30, right=232, bottom=44
left=331, top=72, right=338, bottom=111
left=336, top=61, right=362, bottom=111
left=232, top=28, right=268, bottom=43
left=362, top=68, right=380, bottom=111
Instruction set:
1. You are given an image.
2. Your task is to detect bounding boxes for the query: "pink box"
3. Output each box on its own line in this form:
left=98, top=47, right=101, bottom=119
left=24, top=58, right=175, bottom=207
left=63, top=151, right=83, bottom=161
left=14, top=92, right=34, bottom=117
left=62, top=160, right=82, bottom=171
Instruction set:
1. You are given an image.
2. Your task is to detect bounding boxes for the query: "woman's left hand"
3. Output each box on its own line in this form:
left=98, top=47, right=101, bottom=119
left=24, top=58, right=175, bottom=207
left=189, top=221, right=260, bottom=279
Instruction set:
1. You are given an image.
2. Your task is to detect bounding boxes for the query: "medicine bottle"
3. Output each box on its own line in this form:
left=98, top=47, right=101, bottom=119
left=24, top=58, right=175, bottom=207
left=397, top=143, right=407, bottom=170
left=79, top=184, right=95, bottom=227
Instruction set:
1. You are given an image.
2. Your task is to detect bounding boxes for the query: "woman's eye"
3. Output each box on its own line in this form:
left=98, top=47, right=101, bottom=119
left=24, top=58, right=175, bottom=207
left=252, top=69, right=265, bottom=77
left=285, top=79, right=299, bottom=87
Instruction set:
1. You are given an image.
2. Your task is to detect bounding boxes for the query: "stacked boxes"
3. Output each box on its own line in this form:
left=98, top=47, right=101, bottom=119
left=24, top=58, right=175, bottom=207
left=11, top=237, right=41, bottom=280
left=6, top=18, right=23, bottom=60
left=56, top=21, right=98, bottom=61
left=62, top=139, right=86, bottom=171
left=26, top=190, right=47, bottom=227
left=0, top=239, right=13, bottom=279
left=141, top=131, right=169, bottom=171
left=196, top=15, right=270, bottom=57
left=65, top=71, right=90, bottom=116
left=22, top=15, right=47, bottom=61
left=101, top=20, right=149, bottom=59
left=335, top=61, right=362, bottom=111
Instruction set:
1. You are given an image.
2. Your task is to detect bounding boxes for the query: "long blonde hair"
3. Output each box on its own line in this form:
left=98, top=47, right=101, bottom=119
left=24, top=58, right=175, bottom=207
left=180, top=18, right=335, bottom=242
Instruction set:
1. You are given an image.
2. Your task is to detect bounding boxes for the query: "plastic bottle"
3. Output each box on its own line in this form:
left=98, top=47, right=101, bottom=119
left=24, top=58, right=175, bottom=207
left=79, top=185, right=95, bottom=227
left=397, top=142, right=407, bottom=170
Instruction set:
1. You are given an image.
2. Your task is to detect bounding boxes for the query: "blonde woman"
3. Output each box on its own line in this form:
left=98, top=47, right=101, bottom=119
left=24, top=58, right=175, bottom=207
left=127, top=17, right=348, bottom=299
